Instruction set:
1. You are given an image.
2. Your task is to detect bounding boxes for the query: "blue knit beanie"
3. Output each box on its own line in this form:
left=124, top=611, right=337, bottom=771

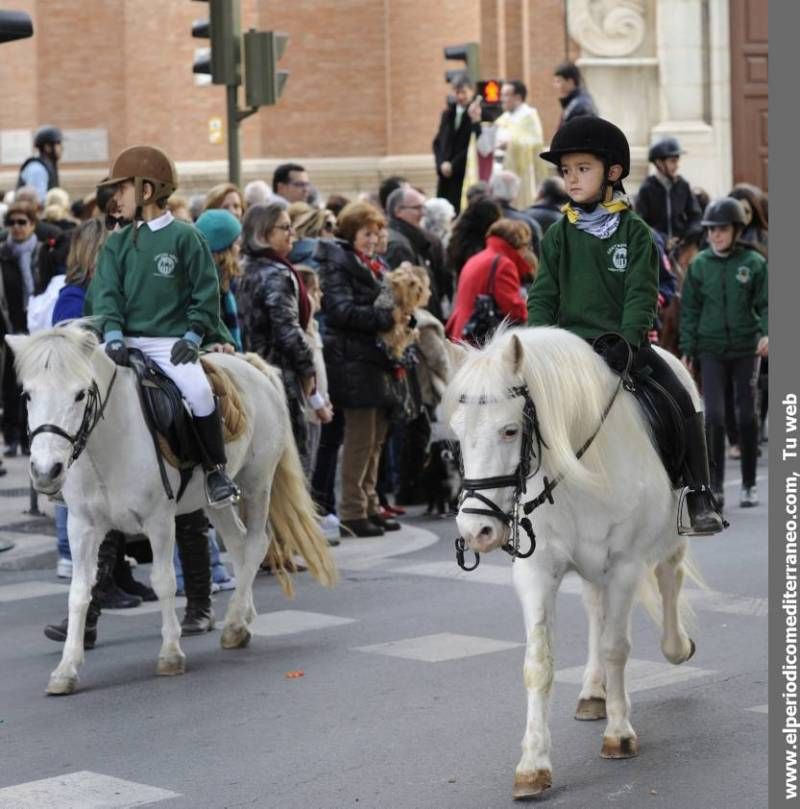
left=195, top=209, right=242, bottom=252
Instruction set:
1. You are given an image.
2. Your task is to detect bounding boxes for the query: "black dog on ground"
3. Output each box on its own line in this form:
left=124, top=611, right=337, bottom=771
left=422, top=440, right=461, bottom=516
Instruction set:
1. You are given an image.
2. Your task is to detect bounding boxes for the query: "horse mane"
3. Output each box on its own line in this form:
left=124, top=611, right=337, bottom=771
left=444, top=326, right=622, bottom=492
left=12, top=320, right=99, bottom=388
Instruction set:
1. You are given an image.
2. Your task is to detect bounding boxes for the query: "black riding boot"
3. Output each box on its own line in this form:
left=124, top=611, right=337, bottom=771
left=683, top=412, right=724, bottom=535
left=175, top=510, right=215, bottom=635
left=41, top=532, right=132, bottom=649
left=706, top=423, right=726, bottom=508
left=113, top=533, right=157, bottom=601
left=193, top=406, right=240, bottom=508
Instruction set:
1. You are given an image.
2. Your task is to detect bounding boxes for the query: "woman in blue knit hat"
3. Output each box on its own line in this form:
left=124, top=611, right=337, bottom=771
left=195, top=208, right=243, bottom=351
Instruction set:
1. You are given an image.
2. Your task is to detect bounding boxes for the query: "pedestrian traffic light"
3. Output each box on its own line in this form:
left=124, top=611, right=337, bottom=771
left=191, top=0, right=240, bottom=85
left=243, top=30, right=289, bottom=107
left=0, top=9, right=33, bottom=43
left=477, top=79, right=503, bottom=122
left=444, top=42, right=480, bottom=85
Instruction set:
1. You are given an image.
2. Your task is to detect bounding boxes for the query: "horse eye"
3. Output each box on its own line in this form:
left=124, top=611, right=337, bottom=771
left=75, top=390, right=86, bottom=403
left=503, top=427, right=519, bottom=438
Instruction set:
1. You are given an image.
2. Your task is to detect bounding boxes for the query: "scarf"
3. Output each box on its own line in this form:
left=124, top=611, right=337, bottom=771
left=247, top=247, right=311, bottom=330
left=7, top=233, right=38, bottom=305
left=562, top=194, right=630, bottom=239
left=356, top=249, right=386, bottom=280
left=221, top=289, right=242, bottom=351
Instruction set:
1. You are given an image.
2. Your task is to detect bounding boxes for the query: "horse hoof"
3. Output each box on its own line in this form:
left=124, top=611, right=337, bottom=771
left=600, top=735, right=639, bottom=759
left=686, top=638, right=696, bottom=662
left=512, top=769, right=552, bottom=800
left=575, top=696, right=606, bottom=720
left=221, top=625, right=251, bottom=649
left=46, top=674, right=77, bottom=696
left=156, top=655, right=186, bottom=676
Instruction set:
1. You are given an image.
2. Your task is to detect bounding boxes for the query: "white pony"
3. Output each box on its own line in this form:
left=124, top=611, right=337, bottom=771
left=444, top=327, right=702, bottom=800
left=6, top=324, right=337, bottom=696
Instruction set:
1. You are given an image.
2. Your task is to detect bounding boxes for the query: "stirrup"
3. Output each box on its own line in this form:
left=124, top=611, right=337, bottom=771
left=204, top=467, right=241, bottom=509
left=677, top=487, right=728, bottom=536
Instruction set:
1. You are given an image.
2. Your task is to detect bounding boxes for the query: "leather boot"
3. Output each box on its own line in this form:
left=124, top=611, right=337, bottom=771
left=43, top=600, right=101, bottom=650
left=114, top=533, right=157, bottom=601
left=683, top=412, right=724, bottom=535
left=176, top=510, right=215, bottom=635
left=193, top=405, right=241, bottom=508
left=95, top=531, right=142, bottom=609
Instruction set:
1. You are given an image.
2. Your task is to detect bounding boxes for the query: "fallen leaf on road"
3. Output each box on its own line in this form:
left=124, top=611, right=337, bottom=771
left=285, top=670, right=304, bottom=679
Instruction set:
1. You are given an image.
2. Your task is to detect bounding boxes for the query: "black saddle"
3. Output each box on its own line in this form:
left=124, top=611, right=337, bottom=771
left=629, top=371, right=686, bottom=488
left=128, top=350, right=201, bottom=499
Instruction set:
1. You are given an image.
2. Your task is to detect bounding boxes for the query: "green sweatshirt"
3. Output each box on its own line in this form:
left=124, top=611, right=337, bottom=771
left=527, top=210, right=659, bottom=347
left=679, top=245, right=767, bottom=359
left=90, top=219, right=221, bottom=340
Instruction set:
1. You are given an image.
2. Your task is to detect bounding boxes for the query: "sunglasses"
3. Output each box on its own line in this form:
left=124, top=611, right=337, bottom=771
left=7, top=218, right=29, bottom=227
left=323, top=221, right=336, bottom=231
left=274, top=223, right=294, bottom=232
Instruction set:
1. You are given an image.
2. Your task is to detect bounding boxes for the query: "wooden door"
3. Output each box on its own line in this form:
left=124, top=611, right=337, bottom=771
left=729, top=0, right=768, bottom=190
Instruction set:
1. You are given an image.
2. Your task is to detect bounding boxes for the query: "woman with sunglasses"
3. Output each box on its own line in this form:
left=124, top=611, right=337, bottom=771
left=236, top=204, right=317, bottom=465
left=1, top=200, right=43, bottom=458
left=288, top=203, right=337, bottom=269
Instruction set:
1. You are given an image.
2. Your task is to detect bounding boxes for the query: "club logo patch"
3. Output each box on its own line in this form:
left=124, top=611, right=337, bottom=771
left=607, top=243, right=628, bottom=272
left=736, top=265, right=751, bottom=284
left=154, top=253, right=178, bottom=277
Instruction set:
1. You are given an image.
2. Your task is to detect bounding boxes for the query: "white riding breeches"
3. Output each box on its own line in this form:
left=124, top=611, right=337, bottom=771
left=124, top=336, right=215, bottom=417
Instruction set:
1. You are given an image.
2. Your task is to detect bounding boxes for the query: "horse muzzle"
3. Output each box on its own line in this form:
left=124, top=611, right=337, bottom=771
left=29, top=457, right=67, bottom=494
left=456, top=513, right=508, bottom=554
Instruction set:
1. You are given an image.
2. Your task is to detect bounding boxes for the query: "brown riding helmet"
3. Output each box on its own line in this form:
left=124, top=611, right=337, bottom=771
left=98, top=146, right=178, bottom=207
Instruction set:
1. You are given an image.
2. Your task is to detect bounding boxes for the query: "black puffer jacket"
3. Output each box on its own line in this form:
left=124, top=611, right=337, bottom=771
left=315, top=239, right=397, bottom=410
left=236, top=250, right=315, bottom=402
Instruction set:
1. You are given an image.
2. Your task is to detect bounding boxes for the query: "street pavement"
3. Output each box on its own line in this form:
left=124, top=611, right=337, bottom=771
left=0, top=448, right=768, bottom=809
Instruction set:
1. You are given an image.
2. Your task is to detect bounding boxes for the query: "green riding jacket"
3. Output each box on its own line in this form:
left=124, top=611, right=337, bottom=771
left=89, top=218, right=222, bottom=342
left=678, top=245, right=768, bottom=359
left=527, top=209, right=659, bottom=347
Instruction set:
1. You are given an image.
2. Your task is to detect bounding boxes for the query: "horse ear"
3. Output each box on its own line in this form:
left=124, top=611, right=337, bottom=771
left=504, top=333, right=525, bottom=374
left=4, top=334, right=28, bottom=355
left=445, top=339, right=468, bottom=374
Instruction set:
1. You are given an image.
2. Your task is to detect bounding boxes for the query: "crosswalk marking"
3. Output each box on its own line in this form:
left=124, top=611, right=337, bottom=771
left=104, top=597, right=186, bottom=616
left=0, top=770, right=179, bottom=808
left=747, top=704, right=768, bottom=714
left=249, top=609, right=355, bottom=638
left=0, top=581, right=68, bottom=603
left=355, top=632, right=522, bottom=663
left=555, top=658, right=716, bottom=694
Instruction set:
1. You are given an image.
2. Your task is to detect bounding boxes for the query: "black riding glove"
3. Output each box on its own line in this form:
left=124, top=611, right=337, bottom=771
left=104, top=334, right=129, bottom=366
left=604, top=340, right=635, bottom=374
left=170, top=332, right=202, bottom=365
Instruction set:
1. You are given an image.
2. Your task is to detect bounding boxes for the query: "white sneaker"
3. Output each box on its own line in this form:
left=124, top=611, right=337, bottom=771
left=318, top=513, right=341, bottom=541
left=740, top=486, right=759, bottom=508
left=56, top=558, right=73, bottom=579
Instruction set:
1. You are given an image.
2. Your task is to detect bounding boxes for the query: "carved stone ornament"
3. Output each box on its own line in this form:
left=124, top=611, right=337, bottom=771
left=567, top=0, right=647, bottom=57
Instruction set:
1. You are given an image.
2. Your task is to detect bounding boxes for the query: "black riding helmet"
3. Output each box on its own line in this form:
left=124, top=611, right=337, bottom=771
left=701, top=198, right=747, bottom=229
left=33, top=125, right=63, bottom=149
left=648, top=136, right=684, bottom=163
left=540, top=117, right=631, bottom=179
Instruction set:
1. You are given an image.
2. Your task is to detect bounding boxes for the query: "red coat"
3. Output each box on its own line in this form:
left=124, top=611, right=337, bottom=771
left=446, top=235, right=529, bottom=340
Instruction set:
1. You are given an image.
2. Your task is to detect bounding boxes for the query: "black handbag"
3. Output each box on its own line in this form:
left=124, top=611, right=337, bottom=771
left=461, top=255, right=504, bottom=346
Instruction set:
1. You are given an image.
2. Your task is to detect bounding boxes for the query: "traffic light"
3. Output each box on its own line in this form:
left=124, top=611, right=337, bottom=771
left=244, top=30, right=289, bottom=107
left=192, top=0, right=240, bottom=85
left=0, top=9, right=33, bottom=44
left=443, top=42, right=480, bottom=85
left=477, top=79, right=503, bottom=122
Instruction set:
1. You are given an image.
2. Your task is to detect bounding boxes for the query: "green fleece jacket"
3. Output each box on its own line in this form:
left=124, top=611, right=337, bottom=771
left=527, top=210, right=659, bottom=347
left=90, top=219, right=221, bottom=341
left=679, top=245, right=768, bottom=359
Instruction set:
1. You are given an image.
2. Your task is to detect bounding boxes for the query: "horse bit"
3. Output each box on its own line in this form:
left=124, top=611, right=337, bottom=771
left=27, top=369, right=118, bottom=469
left=454, top=376, right=624, bottom=572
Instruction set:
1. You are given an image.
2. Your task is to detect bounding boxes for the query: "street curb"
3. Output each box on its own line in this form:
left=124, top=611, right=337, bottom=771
left=0, top=534, right=57, bottom=572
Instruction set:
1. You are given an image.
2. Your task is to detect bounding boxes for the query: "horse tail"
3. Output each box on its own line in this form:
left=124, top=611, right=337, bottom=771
left=240, top=353, right=339, bottom=598
left=637, top=546, right=708, bottom=633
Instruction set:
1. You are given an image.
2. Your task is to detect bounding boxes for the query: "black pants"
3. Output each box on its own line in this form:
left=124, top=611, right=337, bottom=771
left=1, top=345, right=25, bottom=446
left=311, top=407, right=345, bottom=515
left=699, top=354, right=760, bottom=488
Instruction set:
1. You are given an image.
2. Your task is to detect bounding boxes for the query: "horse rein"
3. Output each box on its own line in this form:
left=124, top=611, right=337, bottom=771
left=28, top=368, right=118, bottom=468
left=455, top=375, right=624, bottom=572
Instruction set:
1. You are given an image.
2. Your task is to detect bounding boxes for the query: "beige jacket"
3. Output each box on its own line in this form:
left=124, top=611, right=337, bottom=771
left=414, top=307, right=450, bottom=407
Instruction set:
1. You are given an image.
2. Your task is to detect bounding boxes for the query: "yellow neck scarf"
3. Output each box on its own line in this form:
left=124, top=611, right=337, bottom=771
left=562, top=197, right=630, bottom=225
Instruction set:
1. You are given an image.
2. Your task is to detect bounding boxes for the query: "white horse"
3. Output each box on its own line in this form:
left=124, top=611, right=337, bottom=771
left=6, top=324, right=337, bottom=696
left=444, top=327, right=703, bottom=800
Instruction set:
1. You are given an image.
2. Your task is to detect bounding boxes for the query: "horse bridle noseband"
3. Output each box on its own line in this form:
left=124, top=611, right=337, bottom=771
left=28, top=368, right=118, bottom=468
left=455, top=375, right=624, bottom=572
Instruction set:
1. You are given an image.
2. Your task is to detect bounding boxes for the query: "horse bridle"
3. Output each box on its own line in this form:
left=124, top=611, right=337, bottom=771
left=455, top=376, right=624, bottom=572
left=27, top=368, right=118, bottom=468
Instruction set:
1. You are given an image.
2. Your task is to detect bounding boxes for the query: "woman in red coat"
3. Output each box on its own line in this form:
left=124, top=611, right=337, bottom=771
left=446, top=218, right=536, bottom=341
